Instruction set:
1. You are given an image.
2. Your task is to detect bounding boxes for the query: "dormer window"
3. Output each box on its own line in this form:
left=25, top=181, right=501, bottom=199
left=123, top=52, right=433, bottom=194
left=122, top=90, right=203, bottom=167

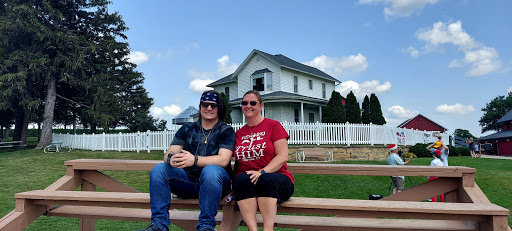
left=251, top=69, right=272, bottom=92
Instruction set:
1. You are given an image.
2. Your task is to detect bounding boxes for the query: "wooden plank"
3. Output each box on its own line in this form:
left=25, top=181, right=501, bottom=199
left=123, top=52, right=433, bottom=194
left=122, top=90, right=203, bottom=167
left=45, top=206, right=477, bottom=231
left=45, top=175, right=83, bottom=191
left=381, top=177, right=459, bottom=202
left=463, top=183, right=492, bottom=204
left=81, top=170, right=140, bottom=193
left=64, top=159, right=476, bottom=177
left=80, top=180, right=96, bottom=231
left=275, top=216, right=477, bottom=231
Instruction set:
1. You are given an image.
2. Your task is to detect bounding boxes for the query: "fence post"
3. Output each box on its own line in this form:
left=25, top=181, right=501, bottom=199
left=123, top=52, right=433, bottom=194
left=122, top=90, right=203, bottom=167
left=82, top=133, right=86, bottom=150
left=102, top=132, right=105, bottom=151
left=346, top=122, right=351, bottom=147
left=370, top=123, right=374, bottom=146
left=136, top=131, right=140, bottom=153
left=146, top=130, right=151, bottom=153
left=316, top=121, right=320, bottom=145
left=118, top=132, right=122, bottom=152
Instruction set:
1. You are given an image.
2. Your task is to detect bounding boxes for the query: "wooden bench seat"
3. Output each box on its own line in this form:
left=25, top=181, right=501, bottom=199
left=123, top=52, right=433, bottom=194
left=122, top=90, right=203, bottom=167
left=296, top=148, right=334, bottom=162
left=2, top=159, right=510, bottom=231
left=14, top=190, right=509, bottom=230
left=47, top=205, right=477, bottom=231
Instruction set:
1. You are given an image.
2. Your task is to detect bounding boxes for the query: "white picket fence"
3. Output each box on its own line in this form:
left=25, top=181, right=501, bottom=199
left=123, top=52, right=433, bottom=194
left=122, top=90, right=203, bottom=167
left=52, top=122, right=444, bottom=153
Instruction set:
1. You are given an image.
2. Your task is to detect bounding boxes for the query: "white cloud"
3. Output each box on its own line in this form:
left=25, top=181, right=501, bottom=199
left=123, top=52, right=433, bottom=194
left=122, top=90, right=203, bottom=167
left=416, top=20, right=503, bottom=77
left=387, top=105, right=418, bottom=119
left=305, top=53, right=368, bottom=77
left=417, top=21, right=476, bottom=50
left=463, top=47, right=502, bottom=76
left=508, top=86, right=512, bottom=94
left=336, top=80, right=391, bottom=100
left=436, top=103, right=475, bottom=115
left=150, top=105, right=182, bottom=120
left=189, top=79, right=214, bottom=93
left=127, top=51, right=149, bottom=65
left=217, top=55, right=239, bottom=76
left=402, top=46, right=419, bottom=58
left=359, top=0, right=439, bottom=19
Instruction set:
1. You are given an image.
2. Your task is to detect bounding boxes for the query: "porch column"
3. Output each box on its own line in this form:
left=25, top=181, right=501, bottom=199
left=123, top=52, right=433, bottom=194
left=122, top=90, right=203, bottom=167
left=301, top=102, right=304, bottom=124
left=319, top=106, right=322, bottom=123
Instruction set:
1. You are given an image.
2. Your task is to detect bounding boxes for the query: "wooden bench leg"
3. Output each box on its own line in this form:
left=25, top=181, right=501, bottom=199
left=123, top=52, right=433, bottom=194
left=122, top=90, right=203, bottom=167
left=80, top=181, right=96, bottom=231
left=480, top=215, right=509, bottom=231
left=217, top=204, right=242, bottom=231
left=0, top=199, right=47, bottom=231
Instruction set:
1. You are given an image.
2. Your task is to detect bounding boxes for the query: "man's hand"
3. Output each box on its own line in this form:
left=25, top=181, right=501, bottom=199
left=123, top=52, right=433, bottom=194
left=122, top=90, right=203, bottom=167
left=409, top=155, right=414, bottom=160
left=170, top=150, right=194, bottom=168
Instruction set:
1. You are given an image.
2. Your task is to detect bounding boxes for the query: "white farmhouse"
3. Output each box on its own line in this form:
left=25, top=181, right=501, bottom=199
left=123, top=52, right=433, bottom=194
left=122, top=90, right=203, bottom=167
left=208, top=49, right=341, bottom=124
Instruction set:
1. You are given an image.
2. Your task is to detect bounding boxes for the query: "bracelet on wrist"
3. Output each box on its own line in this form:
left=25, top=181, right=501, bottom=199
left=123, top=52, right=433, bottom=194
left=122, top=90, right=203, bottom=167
left=166, top=153, right=174, bottom=165
left=193, top=155, right=198, bottom=166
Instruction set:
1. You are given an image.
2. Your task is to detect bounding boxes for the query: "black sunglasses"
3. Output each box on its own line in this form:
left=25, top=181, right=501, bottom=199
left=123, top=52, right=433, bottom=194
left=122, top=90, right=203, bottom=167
left=241, top=101, right=258, bottom=106
left=201, top=102, right=218, bottom=109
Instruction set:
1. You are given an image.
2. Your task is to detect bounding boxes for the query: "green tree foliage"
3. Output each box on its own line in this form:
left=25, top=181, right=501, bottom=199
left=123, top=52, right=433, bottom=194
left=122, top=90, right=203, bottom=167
left=479, top=92, right=512, bottom=133
left=0, top=1, right=154, bottom=145
left=369, top=93, right=386, bottom=125
left=345, top=91, right=361, bottom=123
left=453, top=128, right=476, bottom=139
left=220, top=92, right=232, bottom=124
left=322, top=91, right=346, bottom=123
left=361, top=95, right=370, bottom=124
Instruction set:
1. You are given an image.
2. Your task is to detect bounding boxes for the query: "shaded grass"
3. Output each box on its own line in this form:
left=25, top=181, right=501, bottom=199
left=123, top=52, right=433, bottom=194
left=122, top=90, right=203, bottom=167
left=1, top=138, right=511, bottom=229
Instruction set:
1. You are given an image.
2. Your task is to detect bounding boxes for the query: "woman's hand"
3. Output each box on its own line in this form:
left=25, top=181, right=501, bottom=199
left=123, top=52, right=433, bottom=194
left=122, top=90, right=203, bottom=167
left=246, top=170, right=262, bottom=184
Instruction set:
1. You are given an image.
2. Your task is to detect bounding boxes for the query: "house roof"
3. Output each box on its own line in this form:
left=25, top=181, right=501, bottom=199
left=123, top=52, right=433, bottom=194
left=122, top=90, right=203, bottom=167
left=208, top=49, right=341, bottom=87
left=254, top=49, right=340, bottom=83
left=229, top=91, right=328, bottom=105
left=497, top=109, right=512, bottom=124
left=478, top=130, right=512, bottom=141
left=397, top=114, right=448, bottom=131
left=208, top=74, right=235, bottom=87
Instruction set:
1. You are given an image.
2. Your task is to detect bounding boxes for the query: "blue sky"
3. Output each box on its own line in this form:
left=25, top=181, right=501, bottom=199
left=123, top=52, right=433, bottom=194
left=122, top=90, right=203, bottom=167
left=109, top=0, right=511, bottom=137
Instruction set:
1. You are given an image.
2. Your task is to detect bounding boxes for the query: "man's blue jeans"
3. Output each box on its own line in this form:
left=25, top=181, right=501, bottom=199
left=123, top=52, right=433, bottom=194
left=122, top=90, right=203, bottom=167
left=149, top=163, right=231, bottom=231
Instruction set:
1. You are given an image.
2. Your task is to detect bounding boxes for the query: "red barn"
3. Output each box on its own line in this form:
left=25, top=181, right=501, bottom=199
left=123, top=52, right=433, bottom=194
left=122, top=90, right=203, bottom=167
left=478, top=109, right=512, bottom=156
left=397, top=114, right=447, bottom=132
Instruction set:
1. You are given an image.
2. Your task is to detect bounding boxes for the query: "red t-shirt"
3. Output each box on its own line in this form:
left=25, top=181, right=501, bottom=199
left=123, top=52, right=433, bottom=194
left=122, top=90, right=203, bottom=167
left=234, top=118, right=294, bottom=183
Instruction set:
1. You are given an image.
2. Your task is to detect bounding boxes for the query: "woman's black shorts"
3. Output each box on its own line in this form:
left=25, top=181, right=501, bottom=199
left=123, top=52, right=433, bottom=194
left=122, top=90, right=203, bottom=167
left=233, top=172, right=294, bottom=204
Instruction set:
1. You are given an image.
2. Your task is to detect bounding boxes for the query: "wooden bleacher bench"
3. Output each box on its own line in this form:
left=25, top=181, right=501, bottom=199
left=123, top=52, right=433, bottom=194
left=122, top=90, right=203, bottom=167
left=15, top=190, right=507, bottom=231
left=1, top=159, right=510, bottom=231
left=0, top=141, right=26, bottom=149
left=296, top=147, right=333, bottom=162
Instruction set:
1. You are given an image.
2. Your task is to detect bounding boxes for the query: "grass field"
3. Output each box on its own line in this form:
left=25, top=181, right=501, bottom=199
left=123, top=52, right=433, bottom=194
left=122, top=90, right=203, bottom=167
left=1, top=138, right=511, bottom=230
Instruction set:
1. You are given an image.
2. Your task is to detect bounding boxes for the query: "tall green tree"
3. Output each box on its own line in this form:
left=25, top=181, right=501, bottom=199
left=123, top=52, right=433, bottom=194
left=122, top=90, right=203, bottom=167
left=479, top=92, right=512, bottom=133
left=369, top=93, right=386, bottom=125
left=345, top=91, right=361, bottom=123
left=453, top=128, right=476, bottom=139
left=361, top=95, right=371, bottom=124
left=322, top=91, right=346, bottom=123
left=220, top=92, right=232, bottom=124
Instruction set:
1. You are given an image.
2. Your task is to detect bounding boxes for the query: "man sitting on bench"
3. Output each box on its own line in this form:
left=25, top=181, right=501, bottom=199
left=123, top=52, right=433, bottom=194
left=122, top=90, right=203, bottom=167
left=386, top=144, right=413, bottom=194
left=139, top=90, right=236, bottom=231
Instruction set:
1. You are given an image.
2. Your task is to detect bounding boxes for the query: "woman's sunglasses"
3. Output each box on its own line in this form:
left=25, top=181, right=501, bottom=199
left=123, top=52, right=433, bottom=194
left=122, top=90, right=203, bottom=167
left=241, top=101, right=258, bottom=106
left=201, top=102, right=218, bottom=109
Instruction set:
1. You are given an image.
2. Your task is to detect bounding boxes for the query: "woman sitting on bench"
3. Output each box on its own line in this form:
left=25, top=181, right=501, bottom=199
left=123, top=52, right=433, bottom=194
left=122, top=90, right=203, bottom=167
left=232, top=90, right=295, bottom=231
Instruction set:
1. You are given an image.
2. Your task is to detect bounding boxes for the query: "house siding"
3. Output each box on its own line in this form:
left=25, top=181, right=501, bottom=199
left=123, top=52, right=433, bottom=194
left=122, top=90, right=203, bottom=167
left=237, top=53, right=281, bottom=96
left=280, top=69, right=335, bottom=100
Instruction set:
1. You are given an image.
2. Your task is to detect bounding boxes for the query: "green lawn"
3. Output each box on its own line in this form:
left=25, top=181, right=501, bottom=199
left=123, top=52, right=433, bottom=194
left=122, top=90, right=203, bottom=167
left=1, top=138, right=511, bottom=230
